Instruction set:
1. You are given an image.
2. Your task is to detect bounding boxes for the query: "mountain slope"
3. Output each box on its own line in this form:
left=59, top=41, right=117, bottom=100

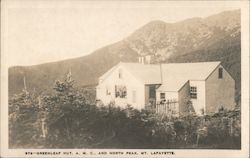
left=9, top=41, right=138, bottom=95
left=9, top=9, right=241, bottom=98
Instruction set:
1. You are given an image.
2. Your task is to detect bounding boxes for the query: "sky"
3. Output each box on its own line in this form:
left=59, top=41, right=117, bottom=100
left=2, top=0, right=240, bottom=67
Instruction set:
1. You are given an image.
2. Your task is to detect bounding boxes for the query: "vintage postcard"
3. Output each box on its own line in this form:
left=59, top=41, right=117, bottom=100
left=1, top=0, right=249, bottom=157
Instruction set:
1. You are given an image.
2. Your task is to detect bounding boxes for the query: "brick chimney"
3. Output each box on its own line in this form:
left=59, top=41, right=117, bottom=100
left=138, top=55, right=151, bottom=64
left=138, top=56, right=145, bottom=64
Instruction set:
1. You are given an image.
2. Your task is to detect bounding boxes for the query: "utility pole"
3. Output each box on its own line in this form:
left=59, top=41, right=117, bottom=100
left=38, top=95, right=47, bottom=139
left=160, top=64, right=163, bottom=83
left=23, top=76, right=29, bottom=105
left=66, top=68, right=72, bottom=82
left=23, top=76, right=27, bottom=91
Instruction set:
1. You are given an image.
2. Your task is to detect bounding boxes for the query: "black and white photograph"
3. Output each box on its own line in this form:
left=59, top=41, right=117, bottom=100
left=1, top=0, right=249, bottom=158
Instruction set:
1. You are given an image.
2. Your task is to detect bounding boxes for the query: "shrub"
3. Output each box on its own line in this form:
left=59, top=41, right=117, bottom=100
left=8, top=73, right=241, bottom=149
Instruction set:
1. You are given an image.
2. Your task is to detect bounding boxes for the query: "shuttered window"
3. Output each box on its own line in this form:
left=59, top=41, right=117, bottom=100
left=115, top=85, right=127, bottom=98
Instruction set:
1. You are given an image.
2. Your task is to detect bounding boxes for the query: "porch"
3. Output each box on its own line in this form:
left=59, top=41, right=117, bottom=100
left=145, top=99, right=179, bottom=116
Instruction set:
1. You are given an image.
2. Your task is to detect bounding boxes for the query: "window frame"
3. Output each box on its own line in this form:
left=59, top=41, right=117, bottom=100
left=132, top=90, right=136, bottom=103
left=106, top=87, right=111, bottom=96
left=160, top=93, right=165, bottom=100
left=115, top=85, right=127, bottom=98
left=118, top=69, right=123, bottom=79
left=190, top=86, right=197, bottom=99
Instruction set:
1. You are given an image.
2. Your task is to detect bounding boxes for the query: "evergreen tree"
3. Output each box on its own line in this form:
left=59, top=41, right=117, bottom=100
left=9, top=87, right=42, bottom=148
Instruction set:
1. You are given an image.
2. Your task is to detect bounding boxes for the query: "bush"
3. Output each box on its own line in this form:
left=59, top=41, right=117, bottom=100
left=8, top=74, right=241, bottom=149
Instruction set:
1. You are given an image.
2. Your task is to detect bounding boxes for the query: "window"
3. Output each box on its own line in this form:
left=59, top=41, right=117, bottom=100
left=106, top=87, right=111, bottom=95
left=132, top=91, right=136, bottom=103
left=118, top=69, right=123, bottom=79
left=160, top=93, right=165, bottom=100
left=218, top=68, right=223, bottom=79
left=115, top=85, right=127, bottom=98
left=190, top=86, right=197, bottom=99
left=149, top=86, right=156, bottom=98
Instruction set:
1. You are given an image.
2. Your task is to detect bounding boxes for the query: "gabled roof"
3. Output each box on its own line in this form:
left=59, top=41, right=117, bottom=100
left=99, top=64, right=119, bottom=81
left=98, top=62, right=162, bottom=84
left=161, top=61, right=221, bottom=81
left=157, top=80, right=188, bottom=92
left=158, top=61, right=221, bottom=91
left=99, top=61, right=221, bottom=91
left=121, top=63, right=162, bottom=84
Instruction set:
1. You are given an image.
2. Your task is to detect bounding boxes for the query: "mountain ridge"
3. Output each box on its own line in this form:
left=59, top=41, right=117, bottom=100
left=9, top=9, right=241, bottom=100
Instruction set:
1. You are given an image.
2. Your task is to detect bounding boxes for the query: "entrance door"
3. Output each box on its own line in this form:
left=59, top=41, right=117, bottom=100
left=149, top=85, right=156, bottom=99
